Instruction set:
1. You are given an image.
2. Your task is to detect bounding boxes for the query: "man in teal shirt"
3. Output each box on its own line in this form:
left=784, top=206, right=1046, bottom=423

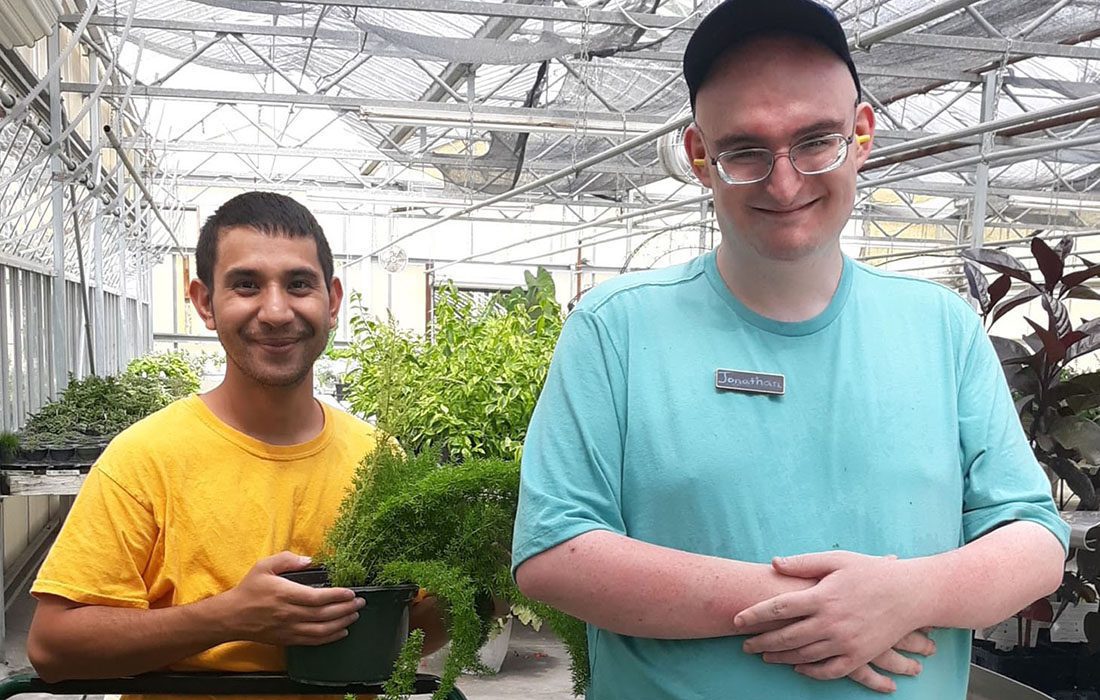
left=512, top=1, right=1070, bottom=698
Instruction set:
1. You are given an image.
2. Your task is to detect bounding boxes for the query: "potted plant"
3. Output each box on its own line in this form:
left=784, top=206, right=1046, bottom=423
left=293, top=440, right=594, bottom=700
left=962, top=236, right=1100, bottom=694
left=294, top=443, right=518, bottom=699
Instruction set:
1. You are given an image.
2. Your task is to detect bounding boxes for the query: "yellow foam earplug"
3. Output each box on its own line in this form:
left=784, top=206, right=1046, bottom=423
left=693, top=158, right=707, bottom=166
left=857, top=135, right=871, bottom=144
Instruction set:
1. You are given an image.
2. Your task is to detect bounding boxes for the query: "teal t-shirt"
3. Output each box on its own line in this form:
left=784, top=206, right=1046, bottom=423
left=513, top=250, right=1069, bottom=699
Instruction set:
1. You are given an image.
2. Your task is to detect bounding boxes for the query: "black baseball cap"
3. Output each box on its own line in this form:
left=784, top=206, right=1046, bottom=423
left=683, top=0, right=861, bottom=111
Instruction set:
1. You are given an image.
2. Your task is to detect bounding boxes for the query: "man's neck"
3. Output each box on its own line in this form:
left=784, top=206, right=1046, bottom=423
left=716, top=243, right=844, bottom=323
left=201, top=370, right=324, bottom=446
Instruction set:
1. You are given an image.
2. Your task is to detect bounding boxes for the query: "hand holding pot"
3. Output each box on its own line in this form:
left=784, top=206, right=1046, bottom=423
left=736, top=551, right=931, bottom=689
left=221, top=551, right=365, bottom=646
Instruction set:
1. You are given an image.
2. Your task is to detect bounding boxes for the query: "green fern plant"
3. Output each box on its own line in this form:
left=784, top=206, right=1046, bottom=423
left=318, top=442, right=589, bottom=699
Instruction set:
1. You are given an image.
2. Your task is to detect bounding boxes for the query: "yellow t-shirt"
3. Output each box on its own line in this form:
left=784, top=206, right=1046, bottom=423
left=32, top=394, right=381, bottom=696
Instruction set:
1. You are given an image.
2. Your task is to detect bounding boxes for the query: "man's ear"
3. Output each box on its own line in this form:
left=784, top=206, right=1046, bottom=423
left=684, top=123, right=713, bottom=189
left=328, top=277, right=344, bottom=327
left=189, top=278, right=216, bottom=331
left=852, top=102, right=876, bottom=169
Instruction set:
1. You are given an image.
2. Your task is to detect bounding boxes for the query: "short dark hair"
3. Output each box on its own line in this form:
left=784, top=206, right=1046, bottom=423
left=195, top=191, right=334, bottom=290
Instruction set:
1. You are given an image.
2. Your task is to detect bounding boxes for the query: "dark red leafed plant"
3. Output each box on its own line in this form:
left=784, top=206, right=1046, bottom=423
left=963, top=236, right=1100, bottom=511
left=964, top=236, right=1100, bottom=642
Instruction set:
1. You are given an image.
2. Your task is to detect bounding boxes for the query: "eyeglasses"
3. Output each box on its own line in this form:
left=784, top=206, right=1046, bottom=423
left=693, top=132, right=871, bottom=186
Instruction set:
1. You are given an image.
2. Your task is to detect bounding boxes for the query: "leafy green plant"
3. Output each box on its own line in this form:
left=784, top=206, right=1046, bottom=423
left=382, top=628, right=425, bottom=699
left=318, top=443, right=589, bottom=699
left=126, top=351, right=202, bottom=398
left=334, top=269, right=563, bottom=463
left=18, top=374, right=175, bottom=448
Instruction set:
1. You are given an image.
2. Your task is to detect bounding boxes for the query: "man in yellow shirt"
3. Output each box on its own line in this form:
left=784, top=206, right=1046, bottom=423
left=26, top=191, right=444, bottom=689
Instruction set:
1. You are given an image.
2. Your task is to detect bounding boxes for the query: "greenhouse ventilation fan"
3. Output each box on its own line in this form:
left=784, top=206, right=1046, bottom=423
left=381, top=246, right=408, bottom=274
left=657, top=118, right=695, bottom=185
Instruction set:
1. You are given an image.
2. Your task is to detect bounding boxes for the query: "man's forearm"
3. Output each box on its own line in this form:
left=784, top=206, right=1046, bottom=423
left=907, top=521, right=1065, bottom=630
left=29, top=595, right=236, bottom=681
left=515, top=530, right=813, bottom=638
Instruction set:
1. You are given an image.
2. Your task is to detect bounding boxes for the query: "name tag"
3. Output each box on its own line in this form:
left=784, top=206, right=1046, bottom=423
left=715, top=369, right=785, bottom=396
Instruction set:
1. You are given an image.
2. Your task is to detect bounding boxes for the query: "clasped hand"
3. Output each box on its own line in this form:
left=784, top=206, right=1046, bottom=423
left=736, top=551, right=934, bottom=694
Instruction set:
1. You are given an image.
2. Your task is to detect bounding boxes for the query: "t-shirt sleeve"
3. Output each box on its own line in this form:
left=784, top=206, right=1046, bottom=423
left=31, top=445, right=158, bottom=609
left=957, top=316, right=1070, bottom=551
left=512, top=308, right=628, bottom=576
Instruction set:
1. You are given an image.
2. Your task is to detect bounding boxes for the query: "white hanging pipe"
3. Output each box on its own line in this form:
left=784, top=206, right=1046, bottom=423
left=501, top=219, right=706, bottom=266
left=433, top=193, right=710, bottom=273
left=863, top=130, right=1100, bottom=189
left=867, top=93, right=1100, bottom=163
left=849, top=0, right=981, bottom=48
left=102, top=124, right=184, bottom=253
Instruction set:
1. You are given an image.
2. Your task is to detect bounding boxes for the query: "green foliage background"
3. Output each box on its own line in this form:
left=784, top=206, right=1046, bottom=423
left=17, top=351, right=203, bottom=449
left=125, top=350, right=203, bottom=398
left=334, top=268, right=562, bottom=463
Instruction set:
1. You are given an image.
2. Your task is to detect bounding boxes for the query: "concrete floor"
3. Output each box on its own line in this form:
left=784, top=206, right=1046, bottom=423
left=0, top=588, right=577, bottom=700
left=442, top=623, right=576, bottom=699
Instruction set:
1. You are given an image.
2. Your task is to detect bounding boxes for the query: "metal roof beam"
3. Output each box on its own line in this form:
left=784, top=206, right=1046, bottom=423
left=216, top=0, right=700, bottom=30
left=61, top=82, right=668, bottom=133
left=170, top=173, right=656, bottom=208
left=877, top=33, right=1100, bottom=61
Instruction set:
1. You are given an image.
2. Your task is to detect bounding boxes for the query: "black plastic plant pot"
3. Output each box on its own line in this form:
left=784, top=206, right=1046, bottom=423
left=46, top=446, right=75, bottom=463
left=279, top=568, right=419, bottom=685
left=18, top=447, right=47, bottom=462
left=74, top=445, right=103, bottom=463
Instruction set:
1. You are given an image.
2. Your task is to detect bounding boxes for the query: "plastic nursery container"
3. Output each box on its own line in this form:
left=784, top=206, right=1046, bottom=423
left=279, top=568, right=418, bottom=685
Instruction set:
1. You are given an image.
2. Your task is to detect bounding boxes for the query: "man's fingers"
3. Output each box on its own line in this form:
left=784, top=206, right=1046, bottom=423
left=735, top=593, right=815, bottom=629
left=770, top=551, right=860, bottom=579
left=261, top=551, right=313, bottom=574
left=283, top=582, right=360, bottom=607
left=795, top=656, right=858, bottom=681
left=288, top=622, right=355, bottom=646
left=760, top=640, right=835, bottom=665
left=295, top=598, right=365, bottom=623
left=893, top=630, right=936, bottom=657
left=846, top=664, right=898, bottom=694
left=291, top=612, right=361, bottom=641
left=871, top=650, right=923, bottom=677
left=743, top=619, right=826, bottom=654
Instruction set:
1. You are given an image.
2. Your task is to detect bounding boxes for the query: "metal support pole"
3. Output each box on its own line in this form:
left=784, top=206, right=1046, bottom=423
left=90, top=56, right=106, bottom=374
left=48, top=29, right=70, bottom=393
left=117, top=163, right=128, bottom=372
left=102, top=125, right=183, bottom=253
left=968, top=70, right=999, bottom=251
left=0, top=267, right=8, bottom=431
